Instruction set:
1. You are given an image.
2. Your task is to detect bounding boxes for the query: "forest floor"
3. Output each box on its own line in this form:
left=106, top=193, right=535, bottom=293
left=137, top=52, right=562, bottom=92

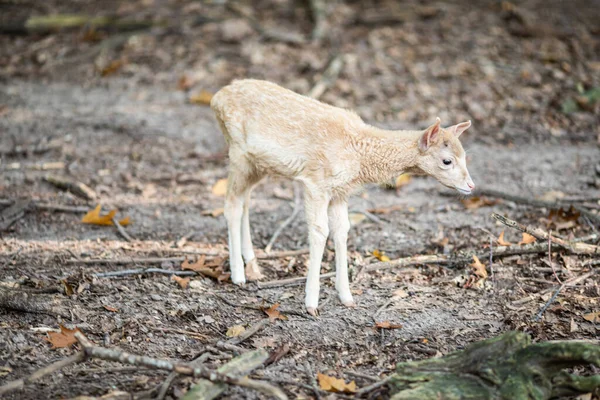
left=1, top=0, right=599, bottom=399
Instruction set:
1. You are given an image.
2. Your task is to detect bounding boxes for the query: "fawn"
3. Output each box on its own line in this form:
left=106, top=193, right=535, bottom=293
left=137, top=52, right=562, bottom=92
left=211, top=79, right=474, bottom=315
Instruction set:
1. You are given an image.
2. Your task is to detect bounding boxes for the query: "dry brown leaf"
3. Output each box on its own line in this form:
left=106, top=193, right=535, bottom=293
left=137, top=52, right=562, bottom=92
left=201, top=207, right=225, bottom=217
left=181, top=256, right=206, bottom=272
left=367, top=205, right=403, bottom=215
left=263, top=303, right=288, bottom=322
left=211, top=179, right=228, bottom=196
left=470, top=255, right=488, bottom=279
left=178, top=75, right=194, bottom=91
left=583, top=311, right=600, bottom=323
left=395, top=174, right=412, bottom=188
left=497, top=231, right=512, bottom=246
left=372, top=249, right=390, bottom=262
left=226, top=325, right=245, bottom=338
left=101, top=60, right=124, bottom=77
left=47, top=325, right=81, bottom=349
left=103, top=305, right=118, bottom=312
left=317, top=373, right=357, bottom=393
left=461, top=196, right=499, bottom=210
left=61, top=279, right=74, bottom=296
left=518, top=233, right=537, bottom=245
left=172, top=275, right=190, bottom=289
left=189, top=90, right=214, bottom=105
left=81, top=205, right=130, bottom=226
left=375, top=321, right=403, bottom=329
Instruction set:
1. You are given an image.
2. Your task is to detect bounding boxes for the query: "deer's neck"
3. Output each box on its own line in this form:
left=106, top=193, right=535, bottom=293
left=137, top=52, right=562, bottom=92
left=353, top=125, right=422, bottom=185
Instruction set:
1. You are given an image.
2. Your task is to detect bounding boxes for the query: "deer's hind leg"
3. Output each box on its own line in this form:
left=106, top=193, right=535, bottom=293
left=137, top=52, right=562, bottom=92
left=242, top=181, right=264, bottom=280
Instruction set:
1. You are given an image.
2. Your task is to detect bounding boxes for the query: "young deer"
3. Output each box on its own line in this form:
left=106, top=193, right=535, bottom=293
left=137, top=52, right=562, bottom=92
left=211, top=79, right=474, bottom=315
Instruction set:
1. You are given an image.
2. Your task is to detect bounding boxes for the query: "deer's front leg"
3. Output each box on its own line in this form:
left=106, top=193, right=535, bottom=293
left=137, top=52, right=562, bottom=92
left=304, top=191, right=330, bottom=316
left=328, top=199, right=354, bottom=307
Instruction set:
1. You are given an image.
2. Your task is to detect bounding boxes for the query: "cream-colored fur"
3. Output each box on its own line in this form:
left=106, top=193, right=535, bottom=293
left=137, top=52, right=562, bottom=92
left=211, top=79, right=475, bottom=315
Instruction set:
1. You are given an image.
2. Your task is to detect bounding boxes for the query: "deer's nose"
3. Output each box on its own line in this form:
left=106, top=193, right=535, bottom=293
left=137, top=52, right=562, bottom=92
left=467, top=182, right=475, bottom=189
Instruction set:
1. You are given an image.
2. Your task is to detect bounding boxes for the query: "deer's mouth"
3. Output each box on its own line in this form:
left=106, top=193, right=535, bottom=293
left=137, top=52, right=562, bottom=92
left=455, top=187, right=472, bottom=195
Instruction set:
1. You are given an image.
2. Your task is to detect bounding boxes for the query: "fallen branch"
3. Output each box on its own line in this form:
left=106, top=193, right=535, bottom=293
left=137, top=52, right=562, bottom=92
left=533, top=283, right=565, bottom=322
left=265, top=184, right=301, bottom=253
left=43, top=175, right=96, bottom=201
left=226, top=319, right=269, bottom=346
left=94, top=268, right=196, bottom=278
left=492, top=212, right=600, bottom=254
left=257, top=272, right=335, bottom=289
left=74, top=333, right=287, bottom=399
left=0, top=352, right=85, bottom=396
left=0, top=14, right=160, bottom=35
left=480, top=187, right=600, bottom=226
left=0, top=287, right=69, bottom=317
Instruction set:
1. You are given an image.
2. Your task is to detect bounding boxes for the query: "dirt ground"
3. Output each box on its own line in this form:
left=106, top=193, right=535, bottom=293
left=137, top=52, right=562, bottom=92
left=1, top=0, right=599, bottom=399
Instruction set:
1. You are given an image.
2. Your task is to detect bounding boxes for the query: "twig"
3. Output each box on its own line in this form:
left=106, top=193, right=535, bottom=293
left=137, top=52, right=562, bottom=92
left=215, top=342, right=248, bottom=354
left=93, top=269, right=196, bottom=278
left=0, top=199, right=89, bottom=213
left=111, top=216, right=134, bottom=242
left=43, top=175, right=96, bottom=201
left=491, top=213, right=600, bottom=254
left=67, top=249, right=309, bottom=265
left=265, top=184, right=301, bottom=253
left=157, top=353, right=212, bottom=400
left=254, top=375, right=356, bottom=400
left=308, top=0, right=327, bottom=41
left=0, top=199, right=30, bottom=231
left=0, top=287, right=68, bottom=317
left=349, top=209, right=385, bottom=225
left=257, top=272, right=335, bottom=289
left=303, top=361, right=321, bottom=400
left=354, top=375, right=394, bottom=397
left=548, top=230, right=562, bottom=284
left=0, top=352, right=85, bottom=396
left=480, top=187, right=600, bottom=225
left=74, top=333, right=287, bottom=399
left=227, top=319, right=270, bottom=346
left=226, top=3, right=305, bottom=44
left=533, top=284, right=565, bottom=321
left=345, top=371, right=379, bottom=382
left=308, top=54, right=344, bottom=99
left=489, top=235, right=495, bottom=286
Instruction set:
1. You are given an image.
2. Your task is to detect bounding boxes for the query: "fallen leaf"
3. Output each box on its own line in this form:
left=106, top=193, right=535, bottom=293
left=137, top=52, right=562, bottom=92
left=367, top=205, right=403, bottom=214
left=189, top=90, right=214, bottom=105
left=211, top=179, right=228, bottom=196
left=171, top=275, right=190, bottom=289
left=375, top=321, right=403, bottom=329
left=518, top=233, right=537, bottom=245
left=461, top=196, right=499, bottom=210
left=178, top=75, right=194, bottom=91
left=101, top=60, right=124, bottom=77
left=395, top=174, right=412, bottom=188
left=548, top=206, right=581, bottom=223
left=103, top=305, right=118, bottom=312
left=47, top=325, right=81, bottom=349
left=264, top=343, right=290, bottom=366
left=392, top=289, right=409, bottom=298
left=348, top=212, right=366, bottom=226
left=61, top=279, right=74, bottom=296
left=583, top=311, right=600, bottom=323
left=182, top=256, right=206, bottom=272
left=226, top=325, right=245, bottom=338
left=372, top=249, right=390, bottom=262
left=470, top=255, right=488, bottom=279
left=317, top=373, right=357, bottom=393
left=201, top=207, right=224, bottom=217
left=497, top=231, right=512, bottom=246
left=570, top=318, right=578, bottom=332
left=0, top=366, right=12, bottom=377
left=81, top=205, right=130, bottom=226
left=263, top=303, right=288, bottom=322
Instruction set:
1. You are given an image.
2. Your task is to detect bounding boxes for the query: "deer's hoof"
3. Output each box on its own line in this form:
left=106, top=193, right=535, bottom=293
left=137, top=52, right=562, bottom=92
left=244, top=258, right=264, bottom=281
left=306, top=307, right=319, bottom=317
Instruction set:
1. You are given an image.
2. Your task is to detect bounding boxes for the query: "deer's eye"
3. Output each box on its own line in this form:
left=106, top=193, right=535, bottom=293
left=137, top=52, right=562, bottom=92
left=443, top=159, right=452, bottom=165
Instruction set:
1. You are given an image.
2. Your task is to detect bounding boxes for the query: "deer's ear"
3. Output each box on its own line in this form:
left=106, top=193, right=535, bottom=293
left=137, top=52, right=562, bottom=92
left=419, top=117, right=441, bottom=151
left=447, top=120, right=471, bottom=138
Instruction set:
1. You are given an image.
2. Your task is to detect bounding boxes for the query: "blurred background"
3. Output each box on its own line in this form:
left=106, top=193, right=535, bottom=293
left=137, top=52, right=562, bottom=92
left=1, top=0, right=599, bottom=143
